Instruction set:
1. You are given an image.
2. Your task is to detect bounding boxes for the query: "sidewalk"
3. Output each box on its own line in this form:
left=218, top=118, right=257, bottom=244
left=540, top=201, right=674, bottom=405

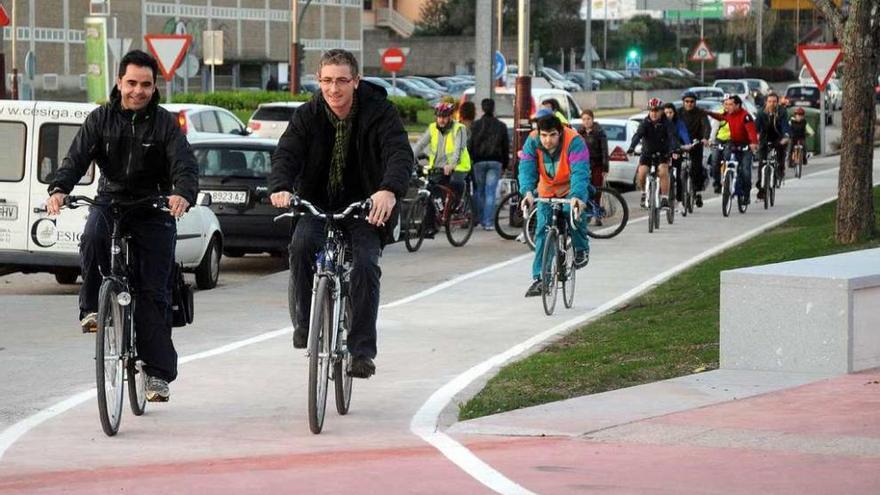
left=450, top=368, right=880, bottom=493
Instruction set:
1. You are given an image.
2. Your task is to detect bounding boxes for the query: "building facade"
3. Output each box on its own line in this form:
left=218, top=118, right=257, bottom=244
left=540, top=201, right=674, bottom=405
left=1, top=0, right=362, bottom=100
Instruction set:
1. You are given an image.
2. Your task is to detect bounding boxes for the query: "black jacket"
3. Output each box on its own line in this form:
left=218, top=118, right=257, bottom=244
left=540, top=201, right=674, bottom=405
left=679, top=107, right=711, bottom=142
left=49, top=86, right=199, bottom=204
left=468, top=114, right=510, bottom=168
left=269, top=81, right=412, bottom=207
left=578, top=123, right=609, bottom=173
left=756, top=107, right=792, bottom=142
left=628, top=116, right=678, bottom=156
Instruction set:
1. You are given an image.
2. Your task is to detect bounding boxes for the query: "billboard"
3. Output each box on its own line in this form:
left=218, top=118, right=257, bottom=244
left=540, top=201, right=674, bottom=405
left=84, top=17, right=110, bottom=103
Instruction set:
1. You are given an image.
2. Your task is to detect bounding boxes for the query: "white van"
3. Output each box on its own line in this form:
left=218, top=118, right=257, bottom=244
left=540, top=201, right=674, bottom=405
left=0, top=101, right=224, bottom=289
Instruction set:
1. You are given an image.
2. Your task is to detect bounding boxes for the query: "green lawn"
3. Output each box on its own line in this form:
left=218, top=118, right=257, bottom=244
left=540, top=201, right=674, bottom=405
left=459, top=187, right=880, bottom=421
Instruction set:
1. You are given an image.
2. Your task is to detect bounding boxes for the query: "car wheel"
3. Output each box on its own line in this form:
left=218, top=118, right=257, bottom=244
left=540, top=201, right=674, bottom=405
left=195, top=235, right=221, bottom=290
left=54, top=268, right=80, bottom=285
left=224, top=248, right=245, bottom=258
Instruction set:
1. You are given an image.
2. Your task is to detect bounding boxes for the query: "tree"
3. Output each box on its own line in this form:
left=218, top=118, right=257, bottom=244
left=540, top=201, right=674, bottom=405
left=812, top=0, right=879, bottom=244
left=415, top=0, right=455, bottom=35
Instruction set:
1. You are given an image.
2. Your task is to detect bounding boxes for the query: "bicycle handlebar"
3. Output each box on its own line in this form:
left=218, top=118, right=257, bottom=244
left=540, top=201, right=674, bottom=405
left=64, top=195, right=170, bottom=211
left=273, top=196, right=372, bottom=223
left=530, top=197, right=581, bottom=229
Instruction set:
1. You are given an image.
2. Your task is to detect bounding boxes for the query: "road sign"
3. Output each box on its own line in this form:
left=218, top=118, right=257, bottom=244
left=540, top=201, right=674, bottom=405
left=798, top=44, right=842, bottom=92
left=203, top=30, right=224, bottom=66
left=381, top=47, right=406, bottom=73
left=144, top=34, right=192, bottom=81
left=689, top=39, right=715, bottom=62
left=493, top=51, right=506, bottom=80
left=0, top=5, right=9, bottom=27
left=107, top=38, right=133, bottom=64
left=625, top=54, right=640, bottom=77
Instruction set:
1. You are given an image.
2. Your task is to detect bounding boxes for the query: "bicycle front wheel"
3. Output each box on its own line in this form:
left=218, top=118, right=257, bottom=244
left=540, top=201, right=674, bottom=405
left=494, top=191, right=523, bottom=240
left=524, top=207, right=538, bottom=250
left=127, top=358, right=146, bottom=417
left=648, top=181, right=657, bottom=233
left=334, top=298, right=353, bottom=415
left=586, top=187, right=628, bottom=239
left=445, top=190, right=475, bottom=247
left=541, top=229, right=559, bottom=316
left=404, top=196, right=428, bottom=253
left=722, top=173, right=732, bottom=217
left=763, top=167, right=771, bottom=210
left=308, top=277, right=333, bottom=434
left=96, top=280, right=125, bottom=436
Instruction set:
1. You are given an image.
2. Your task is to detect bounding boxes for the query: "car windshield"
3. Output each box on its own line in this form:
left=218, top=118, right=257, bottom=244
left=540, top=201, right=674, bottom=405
left=694, top=89, right=722, bottom=99
left=252, top=106, right=297, bottom=122
left=746, top=80, right=760, bottom=90
left=787, top=86, right=819, bottom=98
left=715, top=82, right=745, bottom=94
left=542, top=67, right=565, bottom=80
left=601, top=124, right=626, bottom=141
left=195, top=147, right=273, bottom=179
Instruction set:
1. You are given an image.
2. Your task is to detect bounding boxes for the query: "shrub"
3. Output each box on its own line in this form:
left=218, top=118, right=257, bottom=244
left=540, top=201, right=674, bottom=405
left=171, top=91, right=312, bottom=111
left=709, top=67, right=797, bottom=82
left=389, top=96, right=431, bottom=123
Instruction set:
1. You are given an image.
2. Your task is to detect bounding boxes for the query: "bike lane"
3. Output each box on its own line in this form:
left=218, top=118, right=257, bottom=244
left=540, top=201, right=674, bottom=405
left=1, top=156, right=875, bottom=494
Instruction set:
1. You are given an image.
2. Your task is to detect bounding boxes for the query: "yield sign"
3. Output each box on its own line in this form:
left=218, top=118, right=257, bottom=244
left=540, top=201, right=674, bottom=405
left=798, top=44, right=842, bottom=91
left=689, top=39, right=715, bottom=62
left=144, top=34, right=193, bottom=81
left=0, top=4, right=9, bottom=27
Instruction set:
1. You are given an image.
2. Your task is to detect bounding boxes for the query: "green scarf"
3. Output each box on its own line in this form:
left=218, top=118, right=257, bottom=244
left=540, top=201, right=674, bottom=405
left=324, top=96, right=358, bottom=196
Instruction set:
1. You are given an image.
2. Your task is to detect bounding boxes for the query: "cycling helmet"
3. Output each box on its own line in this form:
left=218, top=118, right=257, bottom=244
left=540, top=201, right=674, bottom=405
left=647, top=97, right=663, bottom=110
left=793, top=107, right=806, bottom=115
left=434, top=102, right=455, bottom=117
left=534, top=108, right=555, bottom=120
left=681, top=91, right=697, bottom=101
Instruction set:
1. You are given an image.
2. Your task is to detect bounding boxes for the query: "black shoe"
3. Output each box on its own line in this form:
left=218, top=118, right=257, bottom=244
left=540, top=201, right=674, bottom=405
left=348, top=356, right=376, bottom=379
left=695, top=194, right=703, bottom=208
left=757, top=189, right=765, bottom=200
left=525, top=279, right=542, bottom=298
left=713, top=184, right=722, bottom=194
left=293, top=327, right=307, bottom=349
left=574, top=250, right=590, bottom=269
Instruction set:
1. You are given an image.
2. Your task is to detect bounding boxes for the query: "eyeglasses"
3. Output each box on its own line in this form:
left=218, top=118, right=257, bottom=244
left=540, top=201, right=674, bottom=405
left=318, top=77, right=355, bottom=87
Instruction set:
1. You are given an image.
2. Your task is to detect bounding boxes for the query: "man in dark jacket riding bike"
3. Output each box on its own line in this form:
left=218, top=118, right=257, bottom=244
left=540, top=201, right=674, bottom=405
left=46, top=50, right=199, bottom=402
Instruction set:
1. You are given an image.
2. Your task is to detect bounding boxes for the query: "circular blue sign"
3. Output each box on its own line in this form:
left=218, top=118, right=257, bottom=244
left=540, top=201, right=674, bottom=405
left=493, top=51, right=506, bottom=80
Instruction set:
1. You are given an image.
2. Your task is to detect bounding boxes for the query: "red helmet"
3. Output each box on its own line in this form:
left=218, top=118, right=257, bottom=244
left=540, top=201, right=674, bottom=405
left=647, top=97, right=663, bottom=110
left=793, top=107, right=806, bottom=115
left=434, top=102, right=455, bottom=117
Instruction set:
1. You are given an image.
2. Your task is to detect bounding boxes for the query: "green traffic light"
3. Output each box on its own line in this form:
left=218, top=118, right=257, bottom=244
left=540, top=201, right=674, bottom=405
left=628, top=49, right=638, bottom=60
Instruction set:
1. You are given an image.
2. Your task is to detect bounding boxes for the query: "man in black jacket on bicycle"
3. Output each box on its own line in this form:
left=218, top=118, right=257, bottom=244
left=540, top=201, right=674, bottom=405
left=45, top=50, right=199, bottom=402
left=269, top=49, right=413, bottom=378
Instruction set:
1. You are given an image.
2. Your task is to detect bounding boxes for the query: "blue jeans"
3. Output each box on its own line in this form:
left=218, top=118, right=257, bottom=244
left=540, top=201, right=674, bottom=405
left=532, top=202, right=589, bottom=279
left=472, top=161, right=502, bottom=228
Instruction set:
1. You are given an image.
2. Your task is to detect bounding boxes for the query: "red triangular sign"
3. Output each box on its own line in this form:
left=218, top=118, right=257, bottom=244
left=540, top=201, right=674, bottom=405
left=689, top=39, right=715, bottom=62
left=0, top=5, right=9, bottom=27
left=798, top=44, right=842, bottom=91
left=144, top=34, right=192, bottom=82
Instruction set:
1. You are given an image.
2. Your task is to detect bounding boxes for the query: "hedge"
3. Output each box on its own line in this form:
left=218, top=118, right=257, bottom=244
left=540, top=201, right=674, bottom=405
left=709, top=67, right=797, bottom=82
left=170, top=91, right=430, bottom=124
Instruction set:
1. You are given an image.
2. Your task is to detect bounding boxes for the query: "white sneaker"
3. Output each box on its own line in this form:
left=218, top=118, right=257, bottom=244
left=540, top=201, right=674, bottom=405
left=145, top=376, right=170, bottom=402
left=80, top=313, right=97, bottom=334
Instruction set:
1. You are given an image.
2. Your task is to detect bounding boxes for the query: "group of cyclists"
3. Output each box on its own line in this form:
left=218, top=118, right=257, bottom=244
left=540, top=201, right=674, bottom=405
left=43, top=45, right=818, bottom=426
left=626, top=91, right=813, bottom=212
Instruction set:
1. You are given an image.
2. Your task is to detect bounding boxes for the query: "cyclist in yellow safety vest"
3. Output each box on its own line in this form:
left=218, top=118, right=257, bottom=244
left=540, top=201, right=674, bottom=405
left=520, top=109, right=590, bottom=298
left=709, top=111, right=731, bottom=193
left=412, top=101, right=472, bottom=236
left=541, top=98, right=571, bottom=127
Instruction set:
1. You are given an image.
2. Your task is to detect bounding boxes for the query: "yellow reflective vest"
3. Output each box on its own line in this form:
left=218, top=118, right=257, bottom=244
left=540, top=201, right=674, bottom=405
left=428, top=122, right=472, bottom=173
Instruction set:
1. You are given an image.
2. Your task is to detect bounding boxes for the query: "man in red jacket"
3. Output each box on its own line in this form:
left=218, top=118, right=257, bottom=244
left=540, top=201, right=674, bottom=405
left=707, top=95, right=758, bottom=204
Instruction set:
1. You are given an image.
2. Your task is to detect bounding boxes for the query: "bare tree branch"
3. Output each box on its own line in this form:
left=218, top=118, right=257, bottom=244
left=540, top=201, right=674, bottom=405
left=812, top=0, right=844, bottom=40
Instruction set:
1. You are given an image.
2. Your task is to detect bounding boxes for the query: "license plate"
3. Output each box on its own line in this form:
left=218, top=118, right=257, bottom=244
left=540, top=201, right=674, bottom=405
left=794, top=101, right=811, bottom=106
left=0, top=204, right=18, bottom=220
left=204, top=190, right=248, bottom=204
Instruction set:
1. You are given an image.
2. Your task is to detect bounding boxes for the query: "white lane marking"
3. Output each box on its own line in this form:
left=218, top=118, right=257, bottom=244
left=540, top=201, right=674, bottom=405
left=0, top=255, right=533, bottom=461
left=411, top=190, right=850, bottom=495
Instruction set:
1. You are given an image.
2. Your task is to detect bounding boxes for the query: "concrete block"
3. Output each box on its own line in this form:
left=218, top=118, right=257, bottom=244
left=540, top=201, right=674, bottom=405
left=720, top=248, right=880, bottom=374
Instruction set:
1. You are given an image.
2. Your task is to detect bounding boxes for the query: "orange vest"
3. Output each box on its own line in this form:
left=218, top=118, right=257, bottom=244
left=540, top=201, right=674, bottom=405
left=536, top=127, right=579, bottom=198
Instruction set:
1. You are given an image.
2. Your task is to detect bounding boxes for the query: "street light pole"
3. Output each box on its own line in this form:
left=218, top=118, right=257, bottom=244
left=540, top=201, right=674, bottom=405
left=513, top=0, right=531, bottom=177
left=584, top=0, right=592, bottom=92
left=603, top=0, right=608, bottom=68
left=11, top=0, right=18, bottom=99
left=289, top=0, right=299, bottom=94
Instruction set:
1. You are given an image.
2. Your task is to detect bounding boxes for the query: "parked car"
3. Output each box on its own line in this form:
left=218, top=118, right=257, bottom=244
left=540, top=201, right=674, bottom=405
left=595, top=118, right=640, bottom=187
left=594, top=68, right=626, bottom=81
left=683, top=86, right=725, bottom=101
left=362, top=77, right=407, bottom=97
left=744, top=78, right=772, bottom=106
left=444, top=81, right=474, bottom=98
left=825, top=79, right=843, bottom=111
left=461, top=86, right=583, bottom=131
left=799, top=65, right=842, bottom=86
left=191, top=136, right=293, bottom=258
left=783, top=84, right=833, bottom=124
left=538, top=67, right=582, bottom=92
left=712, top=79, right=751, bottom=102
left=407, top=76, right=447, bottom=93
left=247, top=102, right=303, bottom=139
left=0, top=100, right=223, bottom=289
left=564, top=72, right=601, bottom=91
left=434, top=76, right=471, bottom=89
left=161, top=104, right=249, bottom=139
left=384, top=77, right=441, bottom=102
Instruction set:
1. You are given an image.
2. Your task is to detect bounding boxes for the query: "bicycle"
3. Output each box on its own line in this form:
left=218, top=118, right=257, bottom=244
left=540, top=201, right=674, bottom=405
left=274, top=197, right=367, bottom=434
left=760, top=147, right=778, bottom=210
left=791, top=140, right=805, bottom=179
left=679, top=142, right=699, bottom=218
left=64, top=196, right=167, bottom=436
left=525, top=197, right=581, bottom=316
left=522, top=185, right=628, bottom=249
left=642, top=152, right=665, bottom=233
left=403, top=171, right=476, bottom=250
left=494, top=176, right=525, bottom=240
left=718, top=144, right=750, bottom=217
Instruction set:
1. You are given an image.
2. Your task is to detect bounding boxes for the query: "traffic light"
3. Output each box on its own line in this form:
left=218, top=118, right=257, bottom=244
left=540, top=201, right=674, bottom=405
left=627, top=49, right=640, bottom=62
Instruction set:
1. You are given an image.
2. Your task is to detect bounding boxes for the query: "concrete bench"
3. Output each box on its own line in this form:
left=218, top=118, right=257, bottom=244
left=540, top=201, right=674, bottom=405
left=720, top=248, right=880, bottom=374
